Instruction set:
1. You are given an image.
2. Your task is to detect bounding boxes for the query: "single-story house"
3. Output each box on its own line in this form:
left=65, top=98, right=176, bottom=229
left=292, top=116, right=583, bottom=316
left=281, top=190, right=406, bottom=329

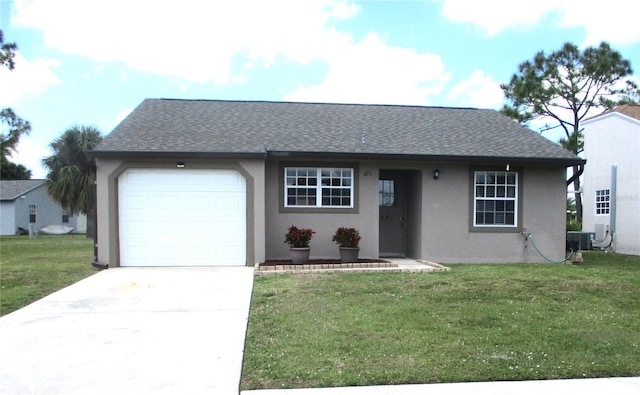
left=91, top=99, right=584, bottom=268
left=0, top=179, right=85, bottom=235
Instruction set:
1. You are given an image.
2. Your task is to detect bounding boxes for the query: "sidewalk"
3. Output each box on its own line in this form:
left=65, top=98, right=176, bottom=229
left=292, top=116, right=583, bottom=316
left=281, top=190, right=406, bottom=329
left=242, top=377, right=640, bottom=395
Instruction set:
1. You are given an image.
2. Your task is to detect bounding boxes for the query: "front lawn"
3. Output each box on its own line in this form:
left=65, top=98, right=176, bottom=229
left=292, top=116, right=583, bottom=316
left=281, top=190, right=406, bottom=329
left=241, top=252, right=640, bottom=389
left=0, top=235, right=97, bottom=316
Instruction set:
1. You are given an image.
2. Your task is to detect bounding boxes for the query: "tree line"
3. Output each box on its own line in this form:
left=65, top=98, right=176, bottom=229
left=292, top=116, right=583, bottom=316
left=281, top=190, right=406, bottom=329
left=2, top=30, right=102, bottom=237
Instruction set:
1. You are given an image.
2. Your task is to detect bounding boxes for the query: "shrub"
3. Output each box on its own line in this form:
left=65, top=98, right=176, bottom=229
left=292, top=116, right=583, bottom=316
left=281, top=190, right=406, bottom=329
left=332, top=227, right=361, bottom=248
left=284, top=225, right=315, bottom=248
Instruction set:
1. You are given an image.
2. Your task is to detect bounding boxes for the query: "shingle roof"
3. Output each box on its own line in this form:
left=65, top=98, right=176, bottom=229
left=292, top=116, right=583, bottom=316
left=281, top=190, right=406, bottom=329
left=0, top=180, right=45, bottom=200
left=585, top=104, right=640, bottom=122
left=93, top=99, right=583, bottom=165
left=613, top=104, right=640, bottom=121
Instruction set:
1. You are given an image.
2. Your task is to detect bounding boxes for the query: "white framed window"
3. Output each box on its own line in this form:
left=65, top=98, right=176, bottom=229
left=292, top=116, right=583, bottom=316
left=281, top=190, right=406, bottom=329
left=285, top=167, right=354, bottom=208
left=62, top=210, right=70, bottom=223
left=474, top=171, right=518, bottom=227
left=595, top=189, right=610, bottom=215
left=29, top=204, right=37, bottom=223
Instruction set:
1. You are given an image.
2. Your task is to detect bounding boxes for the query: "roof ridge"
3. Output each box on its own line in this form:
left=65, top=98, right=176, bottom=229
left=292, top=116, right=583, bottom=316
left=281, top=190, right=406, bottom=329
left=150, top=98, right=486, bottom=112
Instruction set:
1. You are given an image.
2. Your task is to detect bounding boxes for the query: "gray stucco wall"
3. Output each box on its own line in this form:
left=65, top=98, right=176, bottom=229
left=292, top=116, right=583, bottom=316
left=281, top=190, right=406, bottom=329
left=420, top=164, right=566, bottom=263
left=264, top=160, right=380, bottom=261
left=405, top=170, right=423, bottom=259
left=266, top=159, right=567, bottom=264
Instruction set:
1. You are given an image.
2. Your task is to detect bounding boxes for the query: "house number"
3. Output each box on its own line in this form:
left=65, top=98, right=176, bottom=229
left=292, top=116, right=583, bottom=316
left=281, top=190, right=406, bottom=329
left=363, top=170, right=372, bottom=177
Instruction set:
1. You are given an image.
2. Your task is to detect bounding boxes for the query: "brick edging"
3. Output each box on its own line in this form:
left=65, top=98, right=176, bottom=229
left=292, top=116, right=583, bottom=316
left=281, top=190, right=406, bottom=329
left=254, top=262, right=453, bottom=276
left=256, top=262, right=397, bottom=272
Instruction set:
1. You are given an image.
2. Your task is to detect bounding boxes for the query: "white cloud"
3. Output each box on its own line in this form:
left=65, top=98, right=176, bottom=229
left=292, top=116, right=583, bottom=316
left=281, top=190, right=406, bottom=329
left=285, top=32, right=450, bottom=105
left=96, top=108, right=134, bottom=135
left=0, top=52, right=60, bottom=106
left=12, top=0, right=361, bottom=84
left=557, top=3, right=640, bottom=46
left=9, top=137, right=52, bottom=179
left=439, top=0, right=554, bottom=36
left=437, top=0, right=640, bottom=46
left=115, top=109, right=133, bottom=125
left=446, top=70, right=504, bottom=109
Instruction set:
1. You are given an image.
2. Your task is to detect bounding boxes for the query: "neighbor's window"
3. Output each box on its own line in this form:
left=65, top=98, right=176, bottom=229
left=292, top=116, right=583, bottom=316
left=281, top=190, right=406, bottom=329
left=62, top=210, right=69, bottom=223
left=29, top=204, right=37, bottom=223
left=474, top=171, right=518, bottom=227
left=595, top=189, right=610, bottom=215
left=285, top=167, right=353, bottom=208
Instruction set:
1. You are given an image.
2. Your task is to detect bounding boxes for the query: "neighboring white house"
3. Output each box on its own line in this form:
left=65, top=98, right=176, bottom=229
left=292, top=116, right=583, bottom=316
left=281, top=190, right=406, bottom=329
left=582, top=104, right=640, bottom=255
left=0, top=180, right=87, bottom=235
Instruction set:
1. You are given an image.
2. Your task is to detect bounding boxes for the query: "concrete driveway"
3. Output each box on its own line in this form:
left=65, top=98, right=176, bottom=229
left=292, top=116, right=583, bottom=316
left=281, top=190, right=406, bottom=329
left=0, top=266, right=254, bottom=395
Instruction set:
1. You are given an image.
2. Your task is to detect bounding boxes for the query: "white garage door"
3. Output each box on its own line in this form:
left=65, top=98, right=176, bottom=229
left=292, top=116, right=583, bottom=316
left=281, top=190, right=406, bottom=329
left=118, top=169, right=246, bottom=266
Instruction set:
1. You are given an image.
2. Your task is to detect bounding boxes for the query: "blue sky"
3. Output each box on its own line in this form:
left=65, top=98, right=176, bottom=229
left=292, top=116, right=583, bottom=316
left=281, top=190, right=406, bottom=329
left=1, top=0, right=639, bottom=178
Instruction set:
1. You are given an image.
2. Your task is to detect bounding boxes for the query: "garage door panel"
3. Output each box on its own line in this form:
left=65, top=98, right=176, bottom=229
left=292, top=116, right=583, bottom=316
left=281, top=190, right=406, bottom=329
left=215, top=196, right=243, bottom=211
left=209, top=221, right=243, bottom=238
left=156, top=196, right=180, bottom=209
left=122, top=222, right=150, bottom=236
left=126, top=243, right=182, bottom=266
left=211, top=173, right=245, bottom=190
left=122, top=195, right=147, bottom=210
left=185, top=196, right=210, bottom=208
left=188, top=223, right=219, bottom=236
left=119, top=169, right=246, bottom=267
left=208, top=245, right=244, bottom=262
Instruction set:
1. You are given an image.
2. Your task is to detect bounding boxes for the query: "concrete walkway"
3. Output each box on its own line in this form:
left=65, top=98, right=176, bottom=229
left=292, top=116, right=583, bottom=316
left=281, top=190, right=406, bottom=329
left=241, top=377, right=640, bottom=395
left=0, top=267, right=255, bottom=395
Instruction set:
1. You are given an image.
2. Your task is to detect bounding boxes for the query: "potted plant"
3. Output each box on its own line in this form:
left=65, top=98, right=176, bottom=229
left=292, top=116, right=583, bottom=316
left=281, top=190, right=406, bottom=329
left=284, top=225, right=315, bottom=264
left=332, top=227, right=361, bottom=263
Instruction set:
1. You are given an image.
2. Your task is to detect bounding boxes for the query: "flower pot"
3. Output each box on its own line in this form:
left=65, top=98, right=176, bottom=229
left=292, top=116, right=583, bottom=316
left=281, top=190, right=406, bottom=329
left=339, top=247, right=360, bottom=263
left=290, top=247, right=311, bottom=264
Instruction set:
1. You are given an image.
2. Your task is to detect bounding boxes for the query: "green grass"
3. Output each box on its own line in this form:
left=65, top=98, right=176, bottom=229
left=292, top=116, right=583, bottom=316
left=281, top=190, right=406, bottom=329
left=241, top=252, right=640, bottom=390
left=0, top=234, right=97, bottom=316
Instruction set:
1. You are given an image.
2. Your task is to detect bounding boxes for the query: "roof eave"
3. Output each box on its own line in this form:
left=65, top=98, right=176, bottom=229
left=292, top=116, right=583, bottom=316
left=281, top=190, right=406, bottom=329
left=88, top=149, right=584, bottom=167
left=267, top=151, right=586, bottom=166
left=89, top=151, right=267, bottom=160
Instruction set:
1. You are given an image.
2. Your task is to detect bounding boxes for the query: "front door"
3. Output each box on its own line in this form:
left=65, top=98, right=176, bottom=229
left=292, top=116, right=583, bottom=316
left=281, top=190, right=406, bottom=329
left=379, top=171, right=406, bottom=257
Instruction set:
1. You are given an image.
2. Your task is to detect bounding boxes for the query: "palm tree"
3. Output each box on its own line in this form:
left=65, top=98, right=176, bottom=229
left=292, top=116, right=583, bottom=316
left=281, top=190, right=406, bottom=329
left=42, top=126, right=102, bottom=237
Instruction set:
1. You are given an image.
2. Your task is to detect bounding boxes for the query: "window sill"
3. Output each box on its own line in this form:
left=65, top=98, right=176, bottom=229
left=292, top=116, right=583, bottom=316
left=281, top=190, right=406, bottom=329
left=280, top=206, right=358, bottom=214
left=469, top=226, right=522, bottom=233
